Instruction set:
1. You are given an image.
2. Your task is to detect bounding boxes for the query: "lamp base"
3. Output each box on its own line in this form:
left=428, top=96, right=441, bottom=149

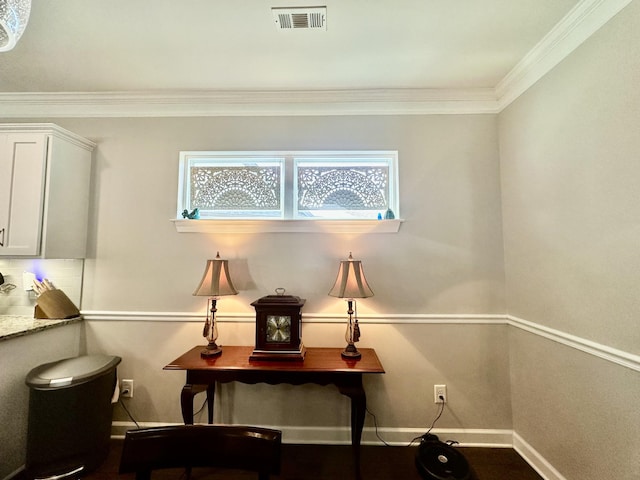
left=341, top=343, right=361, bottom=359
left=201, top=343, right=222, bottom=357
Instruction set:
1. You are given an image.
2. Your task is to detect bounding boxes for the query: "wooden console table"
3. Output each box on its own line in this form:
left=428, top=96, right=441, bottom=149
left=164, top=345, right=385, bottom=477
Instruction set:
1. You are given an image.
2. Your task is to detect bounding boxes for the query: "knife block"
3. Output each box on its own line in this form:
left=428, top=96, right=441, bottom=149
left=35, top=289, right=80, bottom=319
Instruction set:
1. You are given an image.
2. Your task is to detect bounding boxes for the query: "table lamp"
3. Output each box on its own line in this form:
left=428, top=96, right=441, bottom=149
left=193, top=252, right=238, bottom=357
left=328, top=252, right=374, bottom=359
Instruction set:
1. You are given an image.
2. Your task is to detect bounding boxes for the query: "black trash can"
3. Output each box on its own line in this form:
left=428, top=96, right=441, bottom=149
left=25, top=354, right=121, bottom=480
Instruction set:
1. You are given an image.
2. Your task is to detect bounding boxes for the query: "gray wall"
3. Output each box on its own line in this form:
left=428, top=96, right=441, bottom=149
left=0, top=324, right=82, bottom=479
left=48, top=114, right=512, bottom=443
left=63, top=114, right=505, bottom=315
left=498, top=1, right=640, bottom=479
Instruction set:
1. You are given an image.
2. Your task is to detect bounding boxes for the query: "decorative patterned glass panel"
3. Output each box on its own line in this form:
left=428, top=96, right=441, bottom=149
left=296, top=162, right=390, bottom=219
left=191, top=166, right=280, bottom=212
left=297, top=166, right=388, bottom=209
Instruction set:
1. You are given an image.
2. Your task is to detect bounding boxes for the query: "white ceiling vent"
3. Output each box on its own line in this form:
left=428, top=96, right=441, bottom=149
left=272, top=7, right=326, bottom=31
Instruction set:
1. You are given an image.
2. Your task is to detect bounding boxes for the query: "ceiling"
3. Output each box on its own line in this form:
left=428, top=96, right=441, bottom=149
left=0, top=0, right=628, bottom=116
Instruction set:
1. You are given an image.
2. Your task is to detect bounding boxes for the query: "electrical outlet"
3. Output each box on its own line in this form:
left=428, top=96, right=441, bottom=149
left=121, top=379, right=134, bottom=398
left=23, top=272, right=36, bottom=291
left=434, top=384, right=447, bottom=403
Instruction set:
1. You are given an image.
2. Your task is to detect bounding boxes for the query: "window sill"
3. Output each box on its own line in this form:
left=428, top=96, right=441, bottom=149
left=171, top=219, right=403, bottom=234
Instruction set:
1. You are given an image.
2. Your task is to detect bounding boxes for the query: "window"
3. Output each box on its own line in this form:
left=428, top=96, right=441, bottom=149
left=178, top=151, right=399, bottom=221
left=180, top=153, right=284, bottom=218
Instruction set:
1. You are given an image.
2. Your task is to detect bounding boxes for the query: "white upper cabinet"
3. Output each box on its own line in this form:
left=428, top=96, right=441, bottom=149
left=0, top=124, right=95, bottom=258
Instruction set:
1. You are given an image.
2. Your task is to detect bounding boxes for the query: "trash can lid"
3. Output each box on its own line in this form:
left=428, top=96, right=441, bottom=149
left=26, top=354, right=122, bottom=389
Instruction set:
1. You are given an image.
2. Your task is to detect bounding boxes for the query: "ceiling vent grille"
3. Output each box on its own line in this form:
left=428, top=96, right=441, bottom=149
left=272, top=7, right=326, bottom=31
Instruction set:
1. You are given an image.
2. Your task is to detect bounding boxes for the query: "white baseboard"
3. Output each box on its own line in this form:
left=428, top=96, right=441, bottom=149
left=112, top=422, right=569, bottom=478
left=112, top=421, right=512, bottom=447
left=2, top=466, right=25, bottom=480
left=513, top=432, right=568, bottom=480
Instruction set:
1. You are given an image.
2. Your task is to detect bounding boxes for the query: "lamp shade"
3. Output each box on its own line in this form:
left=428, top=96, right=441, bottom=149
left=193, top=253, right=238, bottom=297
left=0, top=0, right=31, bottom=52
left=328, top=253, right=374, bottom=299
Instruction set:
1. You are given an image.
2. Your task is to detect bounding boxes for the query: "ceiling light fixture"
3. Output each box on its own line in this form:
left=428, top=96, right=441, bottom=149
left=0, top=0, right=31, bottom=52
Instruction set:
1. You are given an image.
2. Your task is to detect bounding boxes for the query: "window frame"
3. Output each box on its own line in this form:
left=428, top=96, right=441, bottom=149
left=178, top=152, right=287, bottom=219
left=292, top=152, right=399, bottom=220
left=175, top=150, right=402, bottom=233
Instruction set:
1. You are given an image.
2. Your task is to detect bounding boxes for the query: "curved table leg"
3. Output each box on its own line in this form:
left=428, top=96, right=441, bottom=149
left=181, top=384, right=214, bottom=424
left=337, top=375, right=366, bottom=479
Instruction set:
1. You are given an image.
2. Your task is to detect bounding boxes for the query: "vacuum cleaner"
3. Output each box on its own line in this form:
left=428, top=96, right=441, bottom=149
left=415, top=434, right=478, bottom=480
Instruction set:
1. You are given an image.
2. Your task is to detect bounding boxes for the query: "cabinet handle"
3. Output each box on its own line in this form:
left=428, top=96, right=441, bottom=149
left=0, top=228, right=4, bottom=247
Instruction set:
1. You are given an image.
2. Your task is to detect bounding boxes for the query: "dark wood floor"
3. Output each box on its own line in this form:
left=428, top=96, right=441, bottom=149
left=80, top=439, right=543, bottom=480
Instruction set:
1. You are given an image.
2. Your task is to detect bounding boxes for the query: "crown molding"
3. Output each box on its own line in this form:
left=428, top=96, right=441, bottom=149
left=0, top=122, right=96, bottom=149
left=0, top=88, right=498, bottom=118
left=0, top=0, right=630, bottom=118
left=496, top=0, right=633, bottom=110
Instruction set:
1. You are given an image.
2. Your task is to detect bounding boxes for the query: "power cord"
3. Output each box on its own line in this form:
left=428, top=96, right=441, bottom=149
left=118, top=396, right=140, bottom=429
left=367, top=395, right=446, bottom=447
left=366, top=407, right=392, bottom=446
left=193, top=395, right=208, bottom=420
left=410, top=398, right=445, bottom=446
left=118, top=387, right=209, bottom=428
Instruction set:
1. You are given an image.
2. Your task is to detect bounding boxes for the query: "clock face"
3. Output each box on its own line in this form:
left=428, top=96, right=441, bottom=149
left=266, top=315, right=291, bottom=343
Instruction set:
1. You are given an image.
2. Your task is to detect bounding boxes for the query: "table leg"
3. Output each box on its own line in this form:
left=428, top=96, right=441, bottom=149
left=206, top=383, right=215, bottom=424
left=337, top=375, right=366, bottom=479
left=181, top=384, right=197, bottom=424
left=180, top=384, right=211, bottom=424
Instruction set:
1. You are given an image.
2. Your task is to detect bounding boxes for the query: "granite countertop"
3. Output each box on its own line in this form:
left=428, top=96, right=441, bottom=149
left=0, top=315, right=83, bottom=341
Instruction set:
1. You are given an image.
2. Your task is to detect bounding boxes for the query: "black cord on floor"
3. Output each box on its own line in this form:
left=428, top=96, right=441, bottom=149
left=409, top=400, right=445, bottom=446
left=367, top=400, right=446, bottom=448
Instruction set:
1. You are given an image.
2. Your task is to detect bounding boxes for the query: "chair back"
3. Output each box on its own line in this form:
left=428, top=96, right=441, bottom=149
left=119, top=424, right=282, bottom=480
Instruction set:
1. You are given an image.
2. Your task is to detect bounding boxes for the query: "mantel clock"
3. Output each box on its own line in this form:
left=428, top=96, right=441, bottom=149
left=250, top=288, right=306, bottom=361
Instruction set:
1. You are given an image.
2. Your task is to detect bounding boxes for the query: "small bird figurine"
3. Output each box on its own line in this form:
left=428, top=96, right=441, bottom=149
left=182, top=208, right=200, bottom=219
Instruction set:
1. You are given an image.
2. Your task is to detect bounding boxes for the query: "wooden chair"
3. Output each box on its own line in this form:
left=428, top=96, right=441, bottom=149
left=118, top=425, right=282, bottom=480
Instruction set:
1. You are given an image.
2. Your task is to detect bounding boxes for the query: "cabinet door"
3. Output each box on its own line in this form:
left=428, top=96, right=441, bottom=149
left=0, top=135, right=10, bottom=249
left=0, top=133, right=48, bottom=256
